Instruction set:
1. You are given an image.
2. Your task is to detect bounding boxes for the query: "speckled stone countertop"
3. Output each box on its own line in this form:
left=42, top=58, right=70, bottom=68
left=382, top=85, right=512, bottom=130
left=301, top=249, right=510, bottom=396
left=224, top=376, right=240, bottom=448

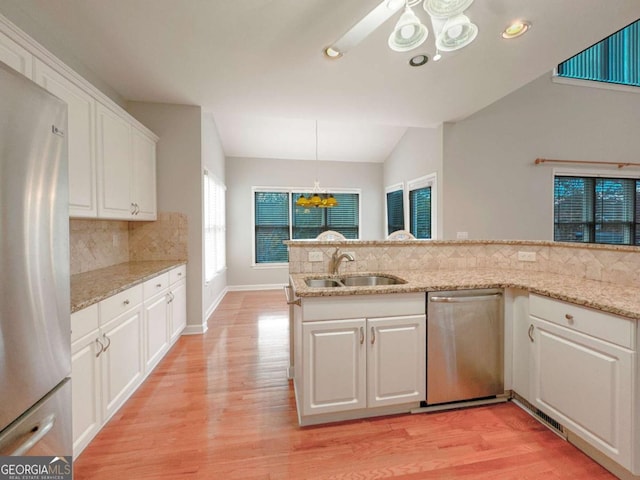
left=290, top=269, right=640, bottom=320
left=71, top=260, right=186, bottom=313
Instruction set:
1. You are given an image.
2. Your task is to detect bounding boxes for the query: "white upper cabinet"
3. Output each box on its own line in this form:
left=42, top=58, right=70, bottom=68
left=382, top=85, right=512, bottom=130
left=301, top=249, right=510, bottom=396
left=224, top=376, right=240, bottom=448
left=0, top=30, right=32, bottom=77
left=131, top=126, right=157, bottom=220
left=34, top=59, right=97, bottom=217
left=96, top=103, right=134, bottom=219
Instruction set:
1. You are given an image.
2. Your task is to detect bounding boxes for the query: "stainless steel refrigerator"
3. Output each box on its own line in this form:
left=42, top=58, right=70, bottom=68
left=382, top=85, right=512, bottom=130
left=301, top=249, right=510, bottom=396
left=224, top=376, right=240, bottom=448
left=0, top=60, right=71, bottom=456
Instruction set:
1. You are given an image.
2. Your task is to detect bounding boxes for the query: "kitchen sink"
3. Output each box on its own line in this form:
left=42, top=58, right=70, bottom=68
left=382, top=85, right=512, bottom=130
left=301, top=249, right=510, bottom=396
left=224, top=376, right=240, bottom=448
left=340, top=274, right=406, bottom=286
left=305, top=278, right=343, bottom=288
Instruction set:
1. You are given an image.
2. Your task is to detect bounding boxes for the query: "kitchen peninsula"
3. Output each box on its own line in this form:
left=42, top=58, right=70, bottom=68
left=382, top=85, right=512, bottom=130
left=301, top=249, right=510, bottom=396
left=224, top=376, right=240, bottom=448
left=287, top=239, right=640, bottom=480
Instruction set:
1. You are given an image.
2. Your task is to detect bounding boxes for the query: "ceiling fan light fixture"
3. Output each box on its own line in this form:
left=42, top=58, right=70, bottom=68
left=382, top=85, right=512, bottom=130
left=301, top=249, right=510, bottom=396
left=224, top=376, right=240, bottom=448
left=388, top=6, right=429, bottom=52
left=502, top=20, right=531, bottom=39
left=423, top=0, right=474, bottom=18
left=436, top=14, right=477, bottom=51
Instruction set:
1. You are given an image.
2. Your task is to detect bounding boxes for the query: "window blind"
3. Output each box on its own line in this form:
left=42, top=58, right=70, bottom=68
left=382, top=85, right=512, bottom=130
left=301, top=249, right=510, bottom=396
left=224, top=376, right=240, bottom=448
left=386, top=189, right=404, bottom=235
left=409, top=186, right=432, bottom=239
left=557, top=20, right=640, bottom=88
left=255, top=191, right=290, bottom=263
left=554, top=175, right=640, bottom=245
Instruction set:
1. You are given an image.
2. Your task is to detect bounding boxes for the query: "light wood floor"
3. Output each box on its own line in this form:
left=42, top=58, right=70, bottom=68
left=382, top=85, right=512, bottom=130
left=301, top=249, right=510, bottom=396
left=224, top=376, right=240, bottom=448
left=74, top=290, right=615, bottom=479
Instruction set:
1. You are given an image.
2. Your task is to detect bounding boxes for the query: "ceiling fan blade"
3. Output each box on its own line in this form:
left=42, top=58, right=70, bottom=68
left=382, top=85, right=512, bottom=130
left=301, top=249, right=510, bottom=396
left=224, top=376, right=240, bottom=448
left=327, top=0, right=404, bottom=57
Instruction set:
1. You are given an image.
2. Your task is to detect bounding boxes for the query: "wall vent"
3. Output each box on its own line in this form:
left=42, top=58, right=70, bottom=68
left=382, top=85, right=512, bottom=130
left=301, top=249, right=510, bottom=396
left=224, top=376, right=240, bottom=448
left=512, top=393, right=567, bottom=439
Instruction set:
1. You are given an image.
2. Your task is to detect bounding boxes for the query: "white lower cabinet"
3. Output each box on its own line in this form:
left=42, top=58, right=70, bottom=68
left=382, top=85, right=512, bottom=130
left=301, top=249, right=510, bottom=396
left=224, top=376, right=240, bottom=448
left=528, top=294, right=635, bottom=472
left=71, top=265, right=187, bottom=457
left=294, top=293, right=426, bottom=425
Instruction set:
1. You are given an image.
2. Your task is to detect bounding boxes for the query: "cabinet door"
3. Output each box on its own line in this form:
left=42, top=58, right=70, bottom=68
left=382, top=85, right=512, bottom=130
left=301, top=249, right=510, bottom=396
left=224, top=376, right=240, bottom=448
left=0, top=31, right=32, bottom=77
left=367, top=315, right=426, bottom=408
left=71, top=332, right=101, bottom=457
left=131, top=127, right=157, bottom=220
left=302, top=319, right=366, bottom=416
left=143, top=292, right=169, bottom=373
left=34, top=59, right=97, bottom=218
left=101, top=307, right=144, bottom=421
left=169, top=280, right=187, bottom=343
left=531, top=317, right=632, bottom=468
left=510, top=292, right=532, bottom=402
left=96, top=103, right=133, bottom=219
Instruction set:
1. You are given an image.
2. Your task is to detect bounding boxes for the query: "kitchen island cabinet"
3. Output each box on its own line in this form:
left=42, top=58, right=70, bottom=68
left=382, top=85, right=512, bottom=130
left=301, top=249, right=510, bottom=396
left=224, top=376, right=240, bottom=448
left=293, top=292, right=425, bottom=425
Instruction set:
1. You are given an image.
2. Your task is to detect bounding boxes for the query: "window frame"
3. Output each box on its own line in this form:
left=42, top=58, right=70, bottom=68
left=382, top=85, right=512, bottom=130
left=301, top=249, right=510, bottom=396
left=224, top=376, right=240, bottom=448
left=407, top=173, right=438, bottom=240
left=251, top=186, right=362, bottom=268
left=384, top=183, right=405, bottom=237
left=552, top=167, right=640, bottom=245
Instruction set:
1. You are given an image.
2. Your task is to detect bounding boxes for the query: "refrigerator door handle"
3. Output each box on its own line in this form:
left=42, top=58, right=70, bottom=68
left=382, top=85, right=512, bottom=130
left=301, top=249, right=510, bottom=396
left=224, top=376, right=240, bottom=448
left=5, top=413, right=56, bottom=456
left=429, top=293, right=502, bottom=303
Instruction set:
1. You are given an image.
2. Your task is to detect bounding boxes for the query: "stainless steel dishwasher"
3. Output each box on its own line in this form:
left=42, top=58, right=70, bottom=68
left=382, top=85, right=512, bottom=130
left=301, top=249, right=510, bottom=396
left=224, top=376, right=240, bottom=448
left=426, top=289, right=504, bottom=405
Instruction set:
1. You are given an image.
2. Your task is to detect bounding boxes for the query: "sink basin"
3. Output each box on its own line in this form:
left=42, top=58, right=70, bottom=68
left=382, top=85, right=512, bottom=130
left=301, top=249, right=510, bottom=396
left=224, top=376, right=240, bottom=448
left=340, top=275, right=406, bottom=287
left=305, top=278, right=343, bottom=288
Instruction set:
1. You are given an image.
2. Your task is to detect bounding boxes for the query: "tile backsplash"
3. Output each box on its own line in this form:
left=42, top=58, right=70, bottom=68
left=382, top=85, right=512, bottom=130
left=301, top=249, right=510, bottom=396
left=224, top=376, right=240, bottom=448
left=70, top=212, right=188, bottom=275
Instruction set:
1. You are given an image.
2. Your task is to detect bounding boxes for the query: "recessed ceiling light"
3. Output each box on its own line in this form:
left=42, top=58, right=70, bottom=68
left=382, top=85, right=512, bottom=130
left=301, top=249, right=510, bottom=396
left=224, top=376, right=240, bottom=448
left=323, top=46, right=343, bottom=59
left=501, top=21, right=531, bottom=39
left=409, top=54, right=429, bottom=67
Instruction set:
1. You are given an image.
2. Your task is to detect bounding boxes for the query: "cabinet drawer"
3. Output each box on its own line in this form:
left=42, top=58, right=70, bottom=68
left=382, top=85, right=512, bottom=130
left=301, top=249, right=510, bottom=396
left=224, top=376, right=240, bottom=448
left=143, top=273, right=169, bottom=298
left=99, top=284, right=143, bottom=324
left=169, top=265, right=186, bottom=284
left=529, top=294, right=633, bottom=349
left=71, top=304, right=99, bottom=343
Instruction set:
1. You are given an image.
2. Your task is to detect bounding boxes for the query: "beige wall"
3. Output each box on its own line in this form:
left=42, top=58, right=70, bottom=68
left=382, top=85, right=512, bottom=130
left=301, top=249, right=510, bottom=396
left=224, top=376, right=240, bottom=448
left=225, top=156, right=383, bottom=287
left=442, top=73, right=640, bottom=240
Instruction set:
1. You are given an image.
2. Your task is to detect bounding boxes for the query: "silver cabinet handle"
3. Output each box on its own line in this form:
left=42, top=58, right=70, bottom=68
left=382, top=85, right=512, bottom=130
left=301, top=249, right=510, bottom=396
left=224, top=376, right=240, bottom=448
left=6, top=413, right=56, bottom=456
left=102, top=333, right=111, bottom=352
left=359, top=327, right=364, bottom=345
left=430, top=293, right=502, bottom=303
left=528, top=324, right=534, bottom=342
left=370, top=326, right=376, bottom=345
left=95, top=337, right=105, bottom=357
left=283, top=285, right=301, bottom=306
left=135, top=203, right=140, bottom=215
left=130, top=202, right=136, bottom=214
left=565, top=313, right=574, bottom=323
left=123, top=299, right=130, bottom=306
left=170, top=292, right=175, bottom=302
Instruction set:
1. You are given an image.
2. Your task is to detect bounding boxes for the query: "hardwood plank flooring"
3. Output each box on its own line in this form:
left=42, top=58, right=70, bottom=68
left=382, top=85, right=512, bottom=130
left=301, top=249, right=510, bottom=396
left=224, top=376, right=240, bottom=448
left=73, top=290, right=615, bottom=479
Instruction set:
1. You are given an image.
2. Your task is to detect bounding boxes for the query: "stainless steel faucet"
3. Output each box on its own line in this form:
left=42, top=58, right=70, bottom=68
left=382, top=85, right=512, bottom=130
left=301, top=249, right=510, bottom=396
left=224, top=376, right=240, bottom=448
left=329, top=247, right=354, bottom=275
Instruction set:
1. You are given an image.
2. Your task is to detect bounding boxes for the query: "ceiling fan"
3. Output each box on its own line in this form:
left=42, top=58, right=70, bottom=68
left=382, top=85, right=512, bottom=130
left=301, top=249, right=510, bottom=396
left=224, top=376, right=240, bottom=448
left=324, top=0, right=478, bottom=61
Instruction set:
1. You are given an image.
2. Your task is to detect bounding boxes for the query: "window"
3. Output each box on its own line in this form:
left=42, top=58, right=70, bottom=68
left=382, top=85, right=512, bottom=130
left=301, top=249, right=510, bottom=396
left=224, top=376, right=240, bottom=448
left=204, top=170, right=226, bottom=281
left=385, top=185, right=405, bottom=235
left=557, top=20, right=640, bottom=88
left=254, top=191, right=290, bottom=264
left=408, top=174, right=436, bottom=239
left=554, top=175, right=640, bottom=245
left=254, top=189, right=360, bottom=264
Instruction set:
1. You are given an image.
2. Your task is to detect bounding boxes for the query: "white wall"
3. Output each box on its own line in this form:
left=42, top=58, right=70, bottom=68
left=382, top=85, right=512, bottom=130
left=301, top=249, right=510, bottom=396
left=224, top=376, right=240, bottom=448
left=201, top=111, right=227, bottom=318
left=226, top=157, right=383, bottom=287
left=127, top=102, right=208, bottom=332
left=382, top=126, right=444, bottom=237
left=442, top=73, right=640, bottom=240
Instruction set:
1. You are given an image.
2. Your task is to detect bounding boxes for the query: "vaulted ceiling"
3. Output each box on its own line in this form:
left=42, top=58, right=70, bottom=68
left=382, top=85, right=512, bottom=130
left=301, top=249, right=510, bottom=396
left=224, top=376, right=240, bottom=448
left=2, top=0, right=639, bottom=162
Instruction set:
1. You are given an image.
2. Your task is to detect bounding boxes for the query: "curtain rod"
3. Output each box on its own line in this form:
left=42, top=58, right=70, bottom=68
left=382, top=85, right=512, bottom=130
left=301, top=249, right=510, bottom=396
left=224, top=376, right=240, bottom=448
left=535, top=158, right=640, bottom=169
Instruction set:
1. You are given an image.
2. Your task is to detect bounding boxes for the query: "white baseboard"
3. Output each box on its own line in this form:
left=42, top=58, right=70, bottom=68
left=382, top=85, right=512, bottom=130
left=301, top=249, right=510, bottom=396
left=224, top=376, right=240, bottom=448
left=227, top=283, right=286, bottom=292
left=205, top=286, right=229, bottom=321
left=182, top=323, right=208, bottom=335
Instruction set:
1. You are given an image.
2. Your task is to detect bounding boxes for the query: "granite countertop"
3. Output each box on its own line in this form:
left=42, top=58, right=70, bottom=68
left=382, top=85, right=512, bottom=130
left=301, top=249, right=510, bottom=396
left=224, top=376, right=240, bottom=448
left=289, top=269, right=640, bottom=320
left=71, top=260, right=186, bottom=313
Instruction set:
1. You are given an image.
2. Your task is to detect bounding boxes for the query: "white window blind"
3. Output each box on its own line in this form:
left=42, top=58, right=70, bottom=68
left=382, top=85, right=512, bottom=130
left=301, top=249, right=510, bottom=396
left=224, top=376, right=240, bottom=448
left=204, top=169, right=226, bottom=281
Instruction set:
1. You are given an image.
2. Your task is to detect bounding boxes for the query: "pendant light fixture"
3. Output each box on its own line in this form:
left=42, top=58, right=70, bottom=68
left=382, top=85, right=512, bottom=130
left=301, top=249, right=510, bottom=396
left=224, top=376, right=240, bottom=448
left=295, top=121, right=338, bottom=209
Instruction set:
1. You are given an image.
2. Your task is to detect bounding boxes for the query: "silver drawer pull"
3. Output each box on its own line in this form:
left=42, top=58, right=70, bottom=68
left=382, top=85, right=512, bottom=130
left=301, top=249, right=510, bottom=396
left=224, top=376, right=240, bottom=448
left=95, top=337, right=105, bottom=357
left=528, top=324, right=534, bottom=342
left=565, top=313, right=574, bottom=323
left=123, top=299, right=130, bottom=305
left=156, top=283, right=162, bottom=288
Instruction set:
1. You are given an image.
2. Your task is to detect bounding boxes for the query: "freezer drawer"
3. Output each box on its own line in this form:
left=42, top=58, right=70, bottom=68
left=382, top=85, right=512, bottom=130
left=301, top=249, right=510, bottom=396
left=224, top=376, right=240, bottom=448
left=0, top=379, right=72, bottom=457
left=427, top=289, right=504, bottom=405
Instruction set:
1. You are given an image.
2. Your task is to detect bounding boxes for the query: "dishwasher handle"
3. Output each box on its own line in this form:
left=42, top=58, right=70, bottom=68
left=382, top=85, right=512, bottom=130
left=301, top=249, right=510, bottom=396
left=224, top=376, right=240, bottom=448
left=429, top=293, right=502, bottom=303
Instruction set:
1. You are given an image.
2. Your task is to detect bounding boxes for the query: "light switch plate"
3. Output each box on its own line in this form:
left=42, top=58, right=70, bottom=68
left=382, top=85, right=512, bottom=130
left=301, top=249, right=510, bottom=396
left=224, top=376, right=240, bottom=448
left=456, top=232, right=469, bottom=239
left=308, top=251, right=323, bottom=262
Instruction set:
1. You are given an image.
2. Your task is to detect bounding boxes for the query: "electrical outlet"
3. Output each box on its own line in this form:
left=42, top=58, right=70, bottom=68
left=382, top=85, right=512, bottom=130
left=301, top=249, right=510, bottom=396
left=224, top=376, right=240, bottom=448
left=112, top=233, right=120, bottom=247
left=456, top=232, right=469, bottom=240
left=308, top=251, right=323, bottom=262
left=518, top=251, right=537, bottom=262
